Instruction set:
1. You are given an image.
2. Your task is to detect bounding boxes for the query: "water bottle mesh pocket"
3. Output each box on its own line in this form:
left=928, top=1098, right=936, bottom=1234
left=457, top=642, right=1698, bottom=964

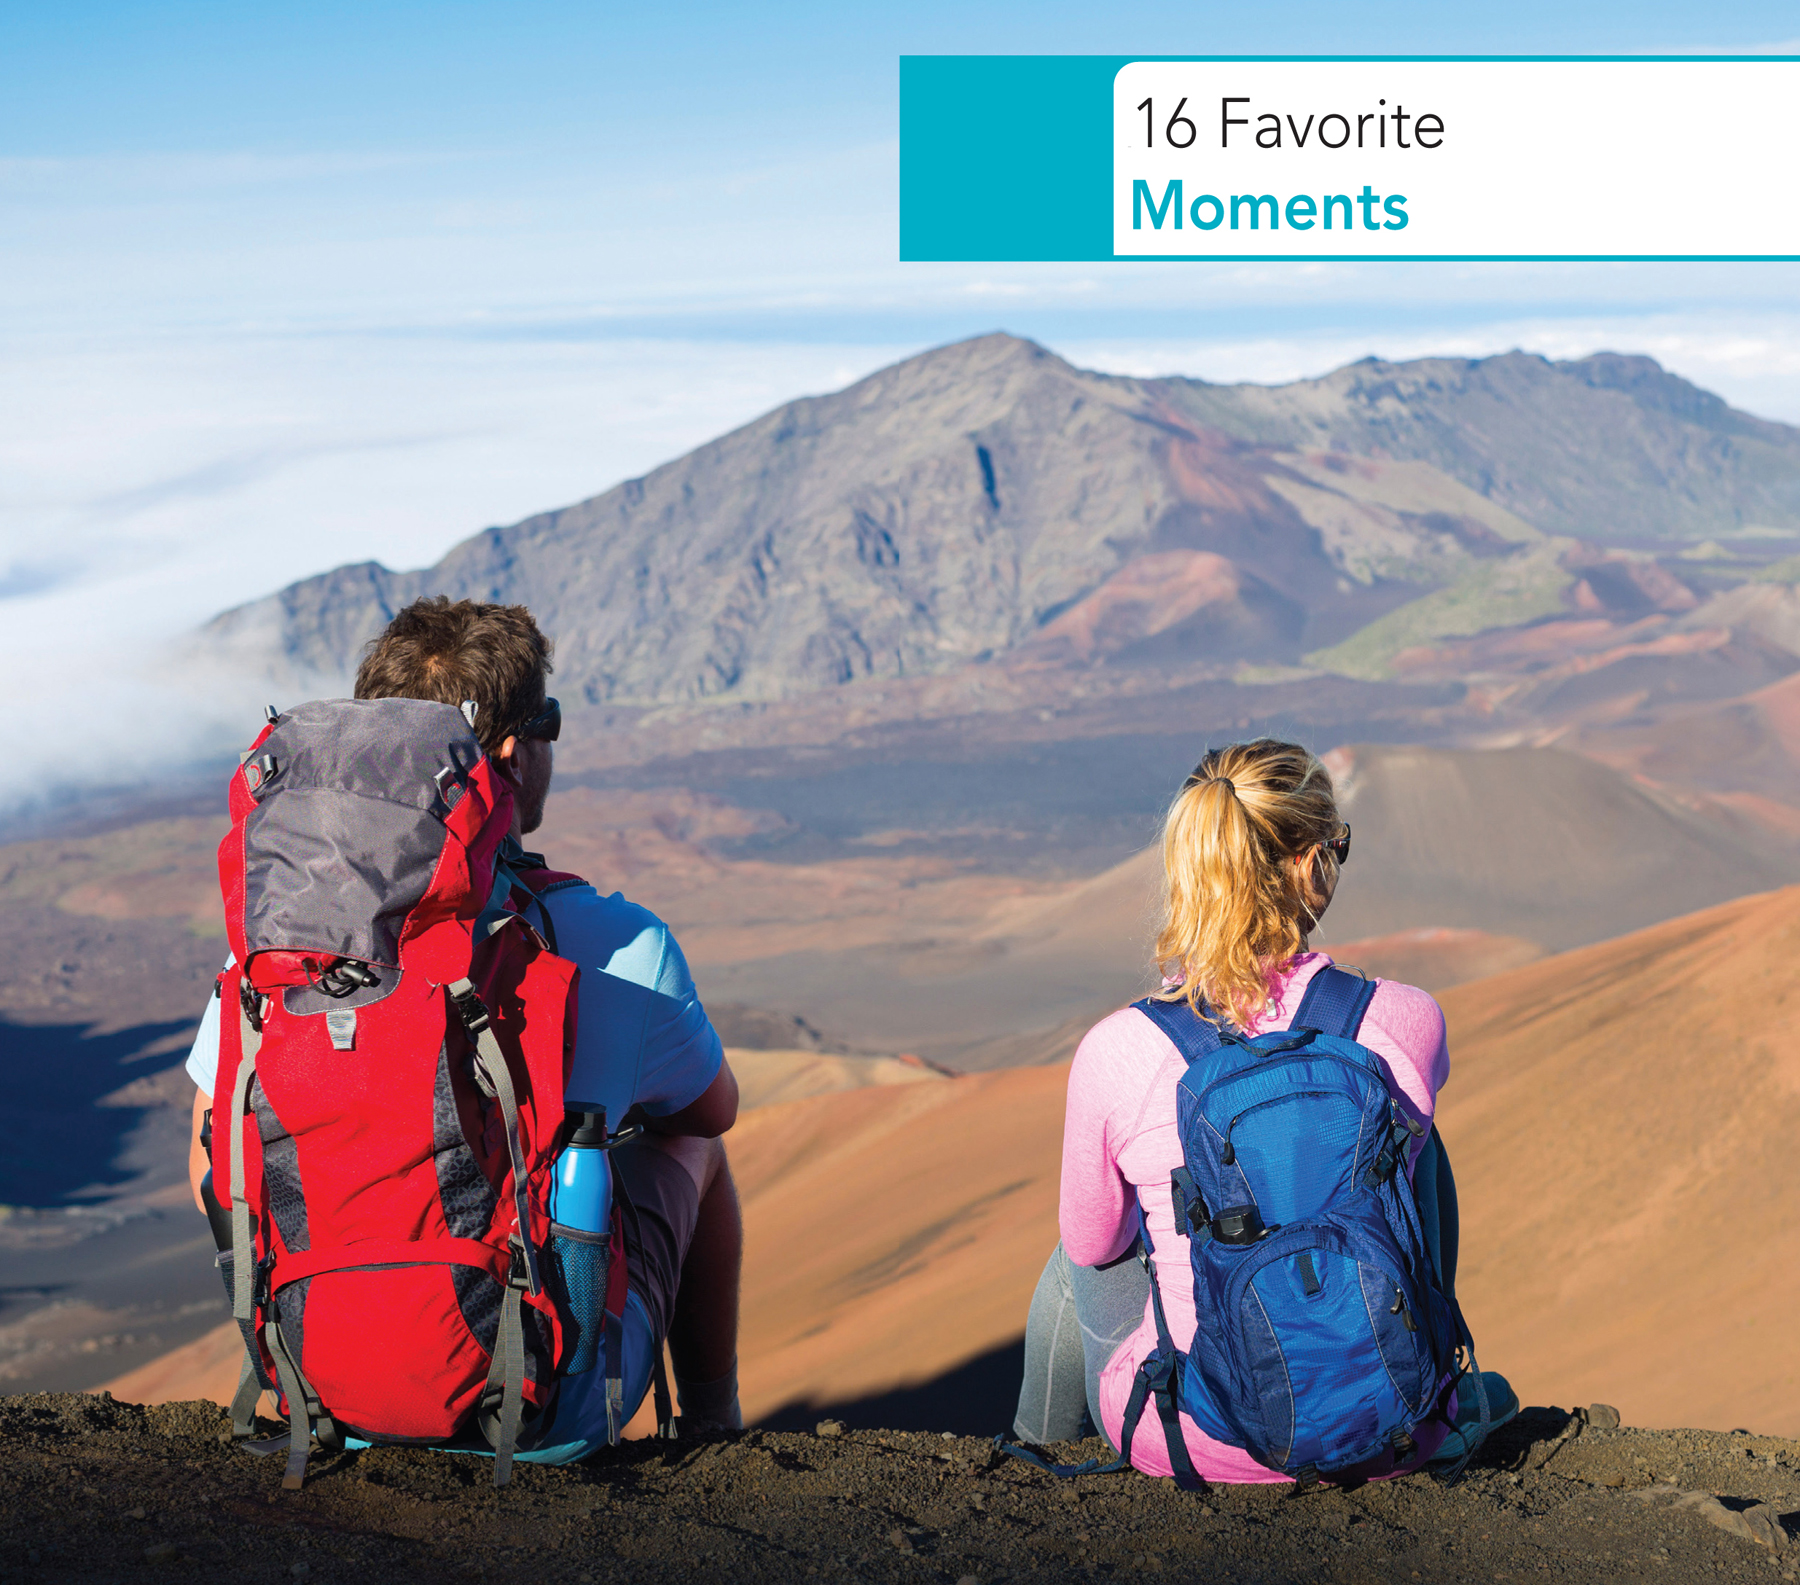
left=546, top=1226, right=609, bottom=1375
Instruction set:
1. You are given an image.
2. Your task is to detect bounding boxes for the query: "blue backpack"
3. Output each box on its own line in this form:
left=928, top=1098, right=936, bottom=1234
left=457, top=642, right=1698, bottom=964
left=1112, top=966, right=1477, bottom=1488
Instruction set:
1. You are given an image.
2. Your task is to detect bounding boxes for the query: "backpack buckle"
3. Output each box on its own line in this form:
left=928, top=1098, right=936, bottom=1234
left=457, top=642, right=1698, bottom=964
left=1141, top=1348, right=1177, bottom=1393
left=1210, top=1205, right=1269, bottom=1246
left=1364, top=1117, right=1414, bottom=1188
left=449, top=983, right=492, bottom=1036
left=239, top=978, right=265, bottom=1034
left=1170, top=1169, right=1211, bottom=1242
left=506, top=1238, right=532, bottom=1291
left=316, top=959, right=379, bottom=998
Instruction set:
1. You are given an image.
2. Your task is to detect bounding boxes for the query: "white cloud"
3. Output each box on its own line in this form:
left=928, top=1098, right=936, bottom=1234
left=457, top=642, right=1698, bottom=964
left=0, top=330, right=912, bottom=809
left=0, top=148, right=468, bottom=197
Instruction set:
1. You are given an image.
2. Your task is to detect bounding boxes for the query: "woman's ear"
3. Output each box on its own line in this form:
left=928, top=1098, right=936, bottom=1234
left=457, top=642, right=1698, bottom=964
left=1294, top=844, right=1329, bottom=905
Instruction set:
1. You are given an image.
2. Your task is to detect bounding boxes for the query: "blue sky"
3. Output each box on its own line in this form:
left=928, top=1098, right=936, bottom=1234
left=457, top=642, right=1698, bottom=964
left=5, top=1, right=1800, bottom=801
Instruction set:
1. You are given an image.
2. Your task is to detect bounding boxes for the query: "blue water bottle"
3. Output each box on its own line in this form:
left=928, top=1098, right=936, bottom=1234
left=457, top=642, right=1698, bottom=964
left=548, top=1107, right=613, bottom=1375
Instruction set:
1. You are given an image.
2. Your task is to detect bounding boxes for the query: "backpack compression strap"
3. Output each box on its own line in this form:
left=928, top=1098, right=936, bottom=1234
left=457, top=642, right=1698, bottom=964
left=448, top=972, right=543, bottom=1488
left=497, top=840, right=587, bottom=958
left=1113, top=1205, right=1206, bottom=1489
left=227, top=986, right=337, bottom=1490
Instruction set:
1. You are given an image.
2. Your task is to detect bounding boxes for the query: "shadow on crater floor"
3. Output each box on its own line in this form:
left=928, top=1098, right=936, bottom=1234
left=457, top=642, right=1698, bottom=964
left=759, top=1338, right=1028, bottom=1438
left=1, top=1017, right=196, bottom=1205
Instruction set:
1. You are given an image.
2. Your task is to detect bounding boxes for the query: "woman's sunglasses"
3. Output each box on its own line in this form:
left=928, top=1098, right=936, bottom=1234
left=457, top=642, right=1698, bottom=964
left=1322, top=824, right=1351, bottom=865
left=518, top=697, right=561, bottom=742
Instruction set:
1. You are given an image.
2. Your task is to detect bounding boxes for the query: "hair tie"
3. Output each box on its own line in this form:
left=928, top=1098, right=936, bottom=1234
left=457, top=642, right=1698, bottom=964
left=1185, top=773, right=1236, bottom=796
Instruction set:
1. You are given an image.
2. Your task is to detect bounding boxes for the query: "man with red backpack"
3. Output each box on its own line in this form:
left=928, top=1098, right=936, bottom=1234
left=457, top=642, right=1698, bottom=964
left=183, top=597, right=742, bottom=1485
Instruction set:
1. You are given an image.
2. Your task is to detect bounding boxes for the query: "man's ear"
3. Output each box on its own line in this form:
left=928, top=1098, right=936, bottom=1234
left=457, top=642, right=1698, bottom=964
left=495, top=734, right=520, bottom=779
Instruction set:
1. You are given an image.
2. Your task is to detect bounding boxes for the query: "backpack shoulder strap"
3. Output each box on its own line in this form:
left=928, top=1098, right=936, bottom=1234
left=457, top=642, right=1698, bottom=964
left=509, top=863, right=587, bottom=894
left=1132, top=996, right=1227, bottom=1065
left=1291, top=963, right=1377, bottom=1040
left=493, top=848, right=588, bottom=957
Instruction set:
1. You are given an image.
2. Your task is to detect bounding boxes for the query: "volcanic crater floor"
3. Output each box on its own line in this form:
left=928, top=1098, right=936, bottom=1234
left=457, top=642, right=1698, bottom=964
left=5, top=1394, right=1800, bottom=1583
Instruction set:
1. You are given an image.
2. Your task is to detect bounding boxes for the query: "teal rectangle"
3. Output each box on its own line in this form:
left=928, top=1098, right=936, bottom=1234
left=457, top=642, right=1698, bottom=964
left=900, top=55, right=1800, bottom=264
left=899, top=56, right=1121, bottom=262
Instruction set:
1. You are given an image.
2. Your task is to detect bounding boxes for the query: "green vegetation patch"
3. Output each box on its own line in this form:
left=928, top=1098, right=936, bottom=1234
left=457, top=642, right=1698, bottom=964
left=1751, top=553, right=1800, bottom=584
left=1305, top=544, right=1575, bottom=681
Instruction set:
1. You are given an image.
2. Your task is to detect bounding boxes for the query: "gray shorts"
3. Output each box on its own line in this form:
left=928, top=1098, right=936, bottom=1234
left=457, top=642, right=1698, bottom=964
left=610, top=1137, right=699, bottom=1344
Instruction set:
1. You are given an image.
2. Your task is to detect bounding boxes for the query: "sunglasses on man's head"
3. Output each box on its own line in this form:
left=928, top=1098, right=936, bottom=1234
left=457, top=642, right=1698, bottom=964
left=518, top=697, right=561, bottom=742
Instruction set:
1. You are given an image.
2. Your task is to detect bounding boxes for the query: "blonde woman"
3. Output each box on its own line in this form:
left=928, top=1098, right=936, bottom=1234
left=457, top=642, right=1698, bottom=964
left=1012, top=738, right=1513, bottom=1482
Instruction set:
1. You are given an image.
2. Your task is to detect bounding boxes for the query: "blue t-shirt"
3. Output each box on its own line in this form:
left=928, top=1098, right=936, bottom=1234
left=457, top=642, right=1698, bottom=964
left=528, top=881, right=723, bottom=1124
left=185, top=884, right=722, bottom=1124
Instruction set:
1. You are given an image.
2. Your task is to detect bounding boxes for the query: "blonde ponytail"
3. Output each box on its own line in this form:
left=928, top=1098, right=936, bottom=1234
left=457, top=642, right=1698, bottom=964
left=1153, top=739, right=1342, bottom=1032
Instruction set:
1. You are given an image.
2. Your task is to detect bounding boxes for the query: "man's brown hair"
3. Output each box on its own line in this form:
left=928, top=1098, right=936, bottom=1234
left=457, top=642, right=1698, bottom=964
left=354, top=596, right=554, bottom=757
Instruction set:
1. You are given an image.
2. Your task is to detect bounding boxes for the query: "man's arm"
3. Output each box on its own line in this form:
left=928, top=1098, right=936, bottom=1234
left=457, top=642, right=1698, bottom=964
left=189, top=1087, right=211, bottom=1214
left=184, top=975, right=227, bottom=1215
left=645, top=1056, right=738, bottom=1139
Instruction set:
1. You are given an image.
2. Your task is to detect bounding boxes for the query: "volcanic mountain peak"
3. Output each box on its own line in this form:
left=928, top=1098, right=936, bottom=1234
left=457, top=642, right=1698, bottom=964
left=195, top=334, right=1800, bottom=716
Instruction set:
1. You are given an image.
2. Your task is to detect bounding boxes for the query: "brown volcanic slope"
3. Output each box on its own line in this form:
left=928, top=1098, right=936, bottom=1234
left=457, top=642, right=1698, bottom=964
left=99, top=1064, right=1059, bottom=1426
left=103, top=883, right=1800, bottom=1445
left=1576, top=665, right=1800, bottom=817
left=1439, top=881, right=1800, bottom=1436
left=690, top=741, right=1800, bottom=1068
left=1315, top=742, right=1800, bottom=953
left=731, top=1068, right=1064, bottom=1422
left=699, top=882, right=1800, bottom=1438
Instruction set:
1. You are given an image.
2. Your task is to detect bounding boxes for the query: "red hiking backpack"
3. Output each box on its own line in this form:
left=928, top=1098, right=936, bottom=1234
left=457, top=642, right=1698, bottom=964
left=209, top=697, right=607, bottom=1487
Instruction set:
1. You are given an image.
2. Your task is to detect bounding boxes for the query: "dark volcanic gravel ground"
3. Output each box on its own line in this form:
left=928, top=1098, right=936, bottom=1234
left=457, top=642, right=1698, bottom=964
left=5, top=1394, right=1800, bottom=1583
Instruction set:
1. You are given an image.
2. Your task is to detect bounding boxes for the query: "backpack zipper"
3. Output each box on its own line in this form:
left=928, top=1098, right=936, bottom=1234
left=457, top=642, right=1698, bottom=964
left=1190, top=1046, right=1384, bottom=1116
left=1208, top=1213, right=1436, bottom=1417
left=1218, top=1089, right=1350, bottom=1165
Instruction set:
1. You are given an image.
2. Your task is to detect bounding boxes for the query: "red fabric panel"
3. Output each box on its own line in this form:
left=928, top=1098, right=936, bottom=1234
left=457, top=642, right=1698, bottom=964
left=218, top=723, right=273, bottom=967
left=252, top=972, right=457, bottom=1246
left=298, top=1264, right=493, bottom=1437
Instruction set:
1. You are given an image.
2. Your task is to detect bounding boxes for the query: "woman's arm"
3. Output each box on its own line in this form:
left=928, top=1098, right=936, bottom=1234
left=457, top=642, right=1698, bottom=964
left=1059, top=1012, right=1143, bottom=1267
left=1358, top=980, right=1450, bottom=1174
left=1361, top=981, right=1448, bottom=1115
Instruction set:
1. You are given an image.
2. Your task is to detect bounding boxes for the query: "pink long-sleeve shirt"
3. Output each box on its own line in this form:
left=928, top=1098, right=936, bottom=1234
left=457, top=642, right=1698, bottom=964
left=1060, top=951, right=1452, bottom=1482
